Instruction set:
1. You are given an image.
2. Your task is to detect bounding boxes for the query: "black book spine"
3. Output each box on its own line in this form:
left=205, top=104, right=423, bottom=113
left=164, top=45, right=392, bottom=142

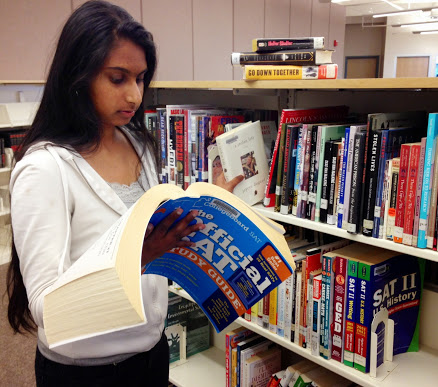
left=327, top=142, right=340, bottom=225
left=348, top=132, right=367, bottom=234
left=320, top=140, right=334, bottom=223
left=361, top=130, right=382, bottom=236
left=306, top=125, right=319, bottom=219
left=288, top=126, right=299, bottom=213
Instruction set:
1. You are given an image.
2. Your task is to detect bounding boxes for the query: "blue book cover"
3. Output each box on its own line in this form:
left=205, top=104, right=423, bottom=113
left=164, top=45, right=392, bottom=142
left=144, top=183, right=295, bottom=332
left=418, top=113, right=438, bottom=248
left=292, top=125, right=304, bottom=215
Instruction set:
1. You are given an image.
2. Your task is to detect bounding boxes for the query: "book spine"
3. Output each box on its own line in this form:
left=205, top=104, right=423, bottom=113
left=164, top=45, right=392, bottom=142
left=306, top=125, right=319, bottom=219
left=418, top=113, right=438, bottom=248
left=327, top=142, right=340, bottom=225
left=252, top=37, right=325, bottom=52
left=280, top=125, right=293, bottom=214
left=183, top=111, right=190, bottom=189
left=168, top=115, right=178, bottom=185
left=323, top=255, right=335, bottom=360
left=311, top=125, right=322, bottom=221
left=320, top=258, right=327, bottom=357
left=298, top=260, right=307, bottom=347
left=264, top=112, right=285, bottom=207
left=386, top=158, right=400, bottom=240
left=262, top=294, right=270, bottom=330
left=331, top=256, right=347, bottom=362
left=337, top=128, right=350, bottom=228
left=379, top=159, right=391, bottom=239
left=292, top=126, right=304, bottom=216
left=403, top=144, right=422, bottom=246
left=283, top=274, right=294, bottom=340
left=311, top=275, right=322, bottom=357
left=299, top=125, right=312, bottom=218
left=320, top=140, right=333, bottom=223
left=157, top=109, right=168, bottom=184
left=251, top=302, right=258, bottom=324
left=189, top=114, right=199, bottom=186
left=269, top=286, right=278, bottom=334
left=343, top=259, right=358, bottom=368
left=274, top=124, right=288, bottom=212
left=243, top=64, right=338, bottom=80
left=347, top=132, right=366, bottom=234
left=354, top=262, right=372, bottom=374
left=394, top=144, right=411, bottom=243
left=288, top=130, right=299, bottom=214
left=290, top=267, right=298, bottom=341
left=342, top=126, right=360, bottom=229
left=372, top=130, right=389, bottom=238
left=362, top=130, right=382, bottom=236
left=174, top=116, right=185, bottom=188
left=427, top=142, right=438, bottom=248
left=294, top=270, right=302, bottom=345
left=277, top=281, right=286, bottom=337
left=257, top=298, right=264, bottom=327
left=413, top=138, right=427, bottom=246
left=232, top=50, right=325, bottom=66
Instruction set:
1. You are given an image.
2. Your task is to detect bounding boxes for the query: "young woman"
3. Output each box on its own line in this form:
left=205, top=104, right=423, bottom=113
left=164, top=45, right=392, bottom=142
left=6, top=1, right=242, bottom=385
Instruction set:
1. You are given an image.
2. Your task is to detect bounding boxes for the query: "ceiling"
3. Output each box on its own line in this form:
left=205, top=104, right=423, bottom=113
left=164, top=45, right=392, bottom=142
left=332, top=0, right=438, bottom=17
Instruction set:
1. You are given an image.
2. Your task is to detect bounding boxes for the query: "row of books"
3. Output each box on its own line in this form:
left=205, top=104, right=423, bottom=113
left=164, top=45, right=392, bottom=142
left=266, top=106, right=438, bottom=250
left=231, top=37, right=338, bottom=80
left=240, top=234, right=423, bottom=376
left=144, top=106, right=277, bottom=201
left=225, top=326, right=352, bottom=387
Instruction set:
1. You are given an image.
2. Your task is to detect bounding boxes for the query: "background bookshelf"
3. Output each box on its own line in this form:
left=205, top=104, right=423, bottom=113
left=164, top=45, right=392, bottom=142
left=2, top=79, right=438, bottom=386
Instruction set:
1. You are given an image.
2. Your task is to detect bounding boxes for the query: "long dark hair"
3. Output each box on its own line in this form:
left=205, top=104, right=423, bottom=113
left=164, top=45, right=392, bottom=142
left=7, top=0, right=158, bottom=333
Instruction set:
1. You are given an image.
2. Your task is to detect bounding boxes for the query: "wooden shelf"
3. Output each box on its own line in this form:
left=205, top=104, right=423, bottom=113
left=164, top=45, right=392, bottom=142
left=150, top=78, right=438, bottom=91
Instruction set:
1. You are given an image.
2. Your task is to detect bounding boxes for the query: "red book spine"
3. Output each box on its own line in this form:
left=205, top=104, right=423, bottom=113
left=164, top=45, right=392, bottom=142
left=175, top=117, right=185, bottom=189
left=403, top=143, right=422, bottom=246
left=393, top=144, right=411, bottom=243
left=331, top=256, right=347, bottom=362
left=183, top=110, right=190, bottom=190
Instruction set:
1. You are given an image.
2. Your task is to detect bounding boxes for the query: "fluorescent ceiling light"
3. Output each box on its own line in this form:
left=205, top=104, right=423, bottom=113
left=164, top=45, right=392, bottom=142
left=395, top=21, right=438, bottom=28
left=381, top=0, right=404, bottom=11
left=373, top=9, right=424, bottom=18
left=412, top=29, right=438, bottom=34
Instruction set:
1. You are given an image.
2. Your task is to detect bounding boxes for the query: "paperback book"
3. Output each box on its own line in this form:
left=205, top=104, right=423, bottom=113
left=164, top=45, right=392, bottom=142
left=43, top=183, right=295, bottom=348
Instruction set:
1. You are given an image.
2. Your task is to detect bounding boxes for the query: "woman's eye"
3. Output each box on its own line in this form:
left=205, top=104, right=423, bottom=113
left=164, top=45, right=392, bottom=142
left=111, top=76, right=124, bottom=84
left=136, top=77, right=145, bottom=84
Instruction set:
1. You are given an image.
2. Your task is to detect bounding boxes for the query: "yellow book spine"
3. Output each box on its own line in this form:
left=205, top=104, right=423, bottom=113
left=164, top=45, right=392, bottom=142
left=269, top=286, right=278, bottom=333
left=243, top=64, right=338, bottom=80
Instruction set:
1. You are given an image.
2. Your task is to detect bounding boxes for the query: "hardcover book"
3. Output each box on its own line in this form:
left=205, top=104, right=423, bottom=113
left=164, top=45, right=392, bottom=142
left=243, top=64, right=338, bottom=80
left=43, top=182, right=295, bottom=348
left=231, top=49, right=333, bottom=66
left=244, top=346, right=282, bottom=387
left=251, top=37, right=325, bottom=52
left=216, top=121, right=269, bottom=206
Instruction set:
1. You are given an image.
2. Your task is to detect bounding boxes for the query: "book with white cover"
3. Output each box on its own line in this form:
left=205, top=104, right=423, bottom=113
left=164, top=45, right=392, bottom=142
left=216, top=120, right=269, bottom=206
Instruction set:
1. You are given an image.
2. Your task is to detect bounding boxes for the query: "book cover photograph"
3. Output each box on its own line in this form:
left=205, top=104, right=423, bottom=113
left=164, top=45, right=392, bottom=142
left=43, top=182, right=295, bottom=347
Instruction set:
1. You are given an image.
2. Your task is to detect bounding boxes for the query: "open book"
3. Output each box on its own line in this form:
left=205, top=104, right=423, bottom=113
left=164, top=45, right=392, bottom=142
left=44, top=182, right=295, bottom=348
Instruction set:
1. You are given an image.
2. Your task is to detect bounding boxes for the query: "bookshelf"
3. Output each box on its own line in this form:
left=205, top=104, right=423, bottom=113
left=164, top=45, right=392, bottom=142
left=2, top=79, right=438, bottom=386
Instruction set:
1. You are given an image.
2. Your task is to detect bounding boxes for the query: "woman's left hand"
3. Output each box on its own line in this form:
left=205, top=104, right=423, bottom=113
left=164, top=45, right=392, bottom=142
left=141, top=208, right=205, bottom=267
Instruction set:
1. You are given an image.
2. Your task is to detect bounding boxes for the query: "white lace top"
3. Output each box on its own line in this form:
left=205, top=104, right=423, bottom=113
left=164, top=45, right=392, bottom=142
left=107, top=167, right=150, bottom=207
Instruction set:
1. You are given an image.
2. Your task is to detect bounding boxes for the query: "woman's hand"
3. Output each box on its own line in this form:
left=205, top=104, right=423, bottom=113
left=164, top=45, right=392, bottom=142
left=141, top=208, right=205, bottom=267
left=214, top=171, right=244, bottom=193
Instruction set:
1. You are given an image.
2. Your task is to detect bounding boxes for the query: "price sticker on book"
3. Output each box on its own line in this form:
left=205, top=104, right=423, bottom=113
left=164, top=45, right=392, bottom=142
left=419, top=219, right=427, bottom=231
left=374, top=206, right=381, bottom=218
left=301, top=191, right=308, bottom=202
left=320, top=198, right=328, bottom=210
left=308, top=192, right=316, bottom=203
left=393, top=227, right=403, bottom=239
left=347, top=223, right=356, bottom=233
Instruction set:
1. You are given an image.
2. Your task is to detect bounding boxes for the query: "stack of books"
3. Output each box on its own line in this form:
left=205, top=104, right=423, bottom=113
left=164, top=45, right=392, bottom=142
left=231, top=37, right=338, bottom=80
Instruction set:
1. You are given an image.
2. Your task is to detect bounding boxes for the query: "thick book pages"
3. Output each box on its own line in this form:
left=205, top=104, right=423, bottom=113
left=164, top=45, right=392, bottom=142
left=44, top=182, right=295, bottom=347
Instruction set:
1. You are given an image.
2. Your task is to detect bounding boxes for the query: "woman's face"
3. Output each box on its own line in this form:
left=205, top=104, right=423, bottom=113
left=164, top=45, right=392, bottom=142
left=89, top=38, right=147, bottom=132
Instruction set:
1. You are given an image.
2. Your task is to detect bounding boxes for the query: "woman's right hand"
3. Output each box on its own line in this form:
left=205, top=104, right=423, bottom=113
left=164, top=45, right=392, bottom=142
left=141, top=208, right=205, bottom=267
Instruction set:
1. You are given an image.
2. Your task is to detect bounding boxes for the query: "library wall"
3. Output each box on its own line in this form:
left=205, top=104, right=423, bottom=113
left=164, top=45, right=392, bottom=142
left=0, top=0, right=346, bottom=81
